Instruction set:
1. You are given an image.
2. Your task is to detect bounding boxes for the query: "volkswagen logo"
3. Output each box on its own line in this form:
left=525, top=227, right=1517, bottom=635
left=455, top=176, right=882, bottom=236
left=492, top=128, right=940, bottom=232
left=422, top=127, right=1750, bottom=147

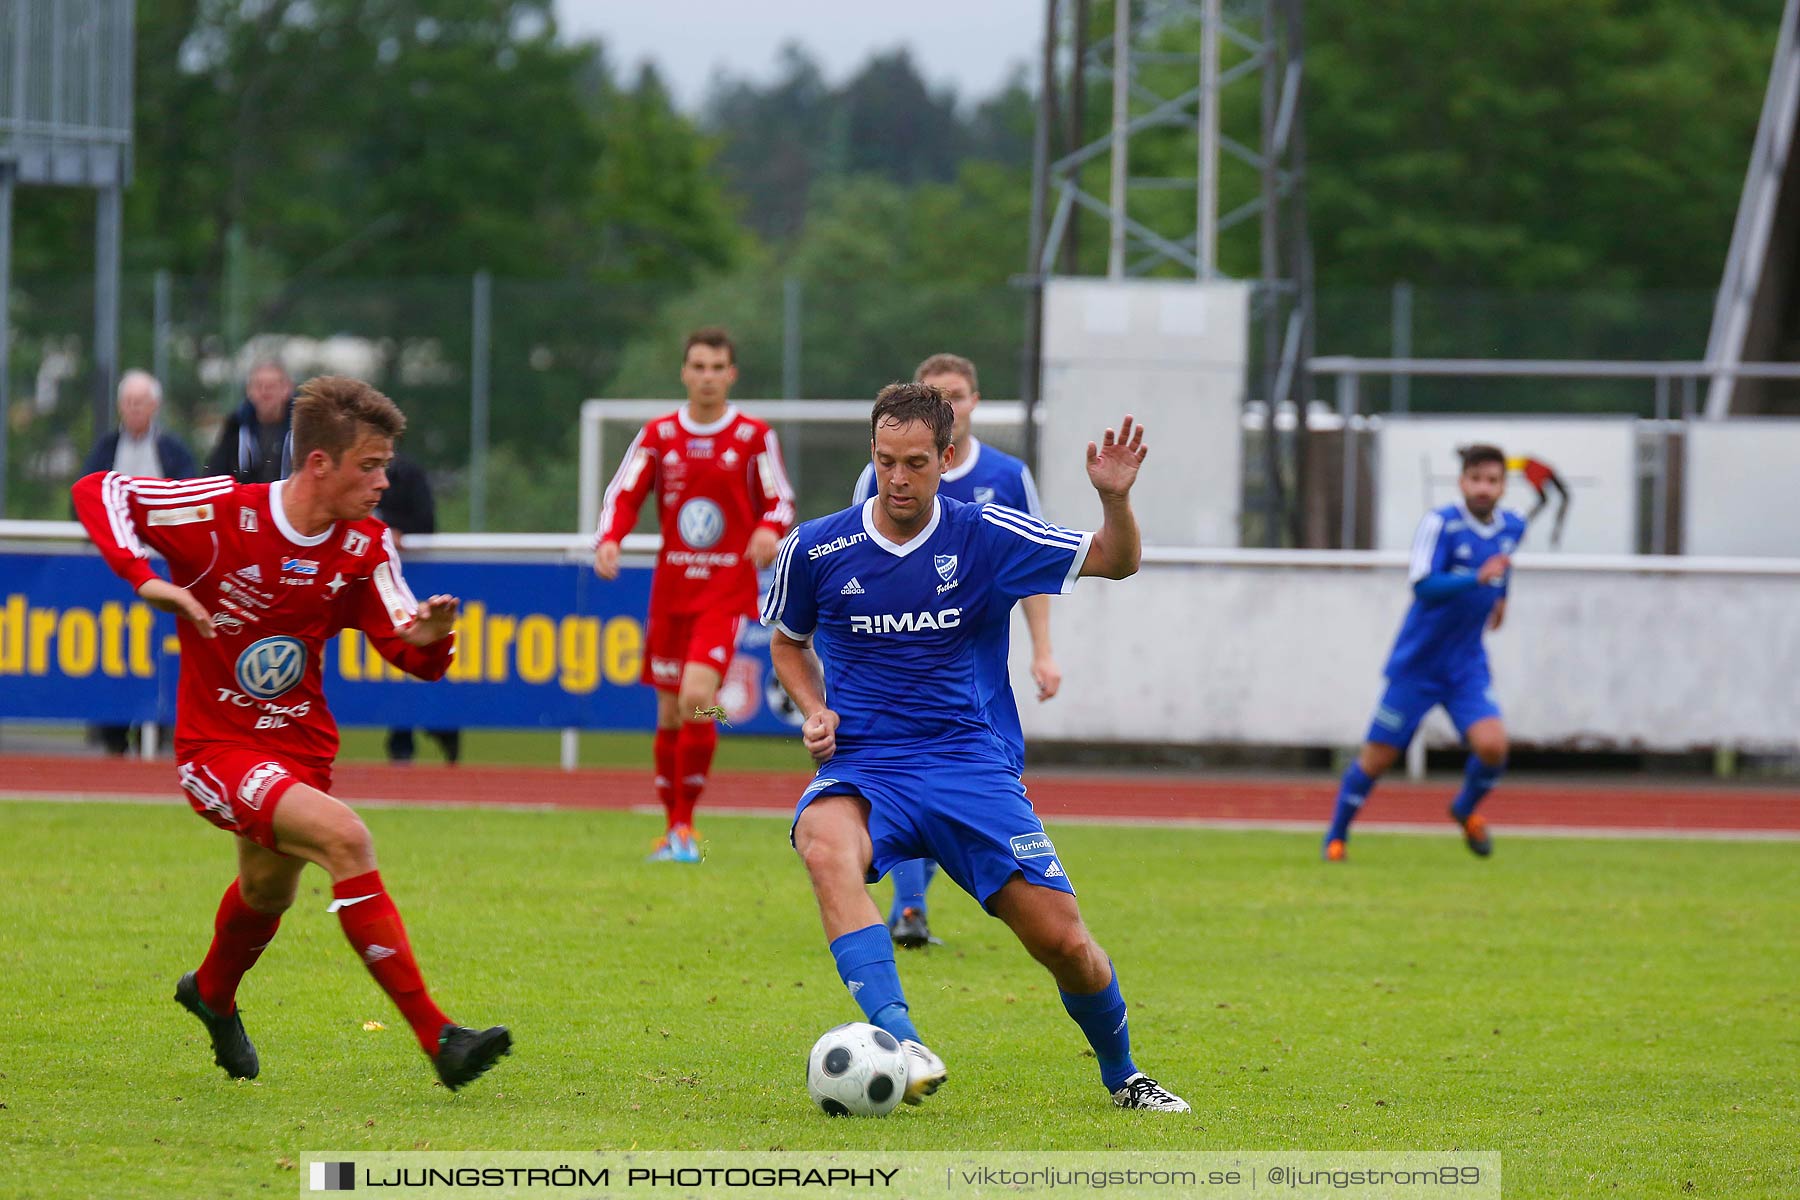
left=678, top=498, right=726, bottom=549
left=234, top=636, right=307, bottom=700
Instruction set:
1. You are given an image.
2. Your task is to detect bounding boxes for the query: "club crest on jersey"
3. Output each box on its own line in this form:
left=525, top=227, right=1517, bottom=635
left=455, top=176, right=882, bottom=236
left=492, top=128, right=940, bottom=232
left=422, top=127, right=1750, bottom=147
left=934, top=555, right=958, bottom=583
left=237, top=761, right=290, bottom=812
left=1010, top=832, right=1057, bottom=860
left=239, top=507, right=259, bottom=532
left=678, top=498, right=726, bottom=549
left=281, top=557, right=319, bottom=576
left=235, top=636, right=307, bottom=701
left=974, top=486, right=996, bottom=505
left=343, top=530, right=370, bottom=556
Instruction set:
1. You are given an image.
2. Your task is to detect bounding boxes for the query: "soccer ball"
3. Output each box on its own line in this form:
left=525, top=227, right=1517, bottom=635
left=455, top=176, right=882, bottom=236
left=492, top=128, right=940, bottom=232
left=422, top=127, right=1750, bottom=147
left=805, top=1022, right=908, bottom=1117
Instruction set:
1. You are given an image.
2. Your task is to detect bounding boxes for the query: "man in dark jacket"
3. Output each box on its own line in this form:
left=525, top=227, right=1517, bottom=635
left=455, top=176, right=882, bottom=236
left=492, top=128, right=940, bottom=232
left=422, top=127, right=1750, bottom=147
left=203, top=361, right=294, bottom=482
left=81, top=369, right=199, bottom=481
left=80, top=369, right=199, bottom=755
left=379, top=453, right=462, bottom=766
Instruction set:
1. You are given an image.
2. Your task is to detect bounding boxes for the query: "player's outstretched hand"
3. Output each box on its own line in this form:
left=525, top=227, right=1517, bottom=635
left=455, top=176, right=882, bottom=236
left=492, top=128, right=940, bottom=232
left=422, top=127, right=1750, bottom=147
left=802, top=709, right=840, bottom=764
left=1477, top=553, right=1511, bottom=586
left=593, top=540, right=621, bottom=580
left=747, top=526, right=781, bottom=570
left=1086, top=415, right=1147, bottom=498
left=136, top=579, right=216, bottom=639
left=1032, top=650, right=1062, bottom=702
left=401, top=595, right=460, bottom=646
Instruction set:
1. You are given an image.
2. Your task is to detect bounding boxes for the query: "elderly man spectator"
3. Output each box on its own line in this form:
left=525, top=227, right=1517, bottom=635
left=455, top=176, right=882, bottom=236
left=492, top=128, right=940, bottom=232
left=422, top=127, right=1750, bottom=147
left=80, top=369, right=199, bottom=481
left=80, top=369, right=199, bottom=755
left=204, top=360, right=295, bottom=482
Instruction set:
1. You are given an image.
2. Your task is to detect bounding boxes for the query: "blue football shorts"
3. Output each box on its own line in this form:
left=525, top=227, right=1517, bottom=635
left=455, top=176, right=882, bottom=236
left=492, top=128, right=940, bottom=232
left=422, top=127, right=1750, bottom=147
left=791, top=752, right=1075, bottom=912
left=1364, top=672, right=1502, bottom=749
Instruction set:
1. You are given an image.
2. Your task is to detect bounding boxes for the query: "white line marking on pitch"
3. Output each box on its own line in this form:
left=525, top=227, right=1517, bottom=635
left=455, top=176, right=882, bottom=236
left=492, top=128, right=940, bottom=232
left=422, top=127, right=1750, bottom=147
left=5, top=791, right=1796, bottom=843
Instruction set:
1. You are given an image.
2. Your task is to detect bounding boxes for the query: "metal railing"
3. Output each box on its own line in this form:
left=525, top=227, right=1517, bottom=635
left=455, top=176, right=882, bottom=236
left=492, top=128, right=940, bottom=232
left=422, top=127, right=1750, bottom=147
left=1307, top=357, right=1800, bottom=552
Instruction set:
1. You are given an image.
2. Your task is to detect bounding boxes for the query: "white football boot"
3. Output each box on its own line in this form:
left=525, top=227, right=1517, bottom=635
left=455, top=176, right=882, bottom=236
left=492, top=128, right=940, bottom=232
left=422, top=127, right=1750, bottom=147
left=899, top=1039, right=948, bottom=1104
left=1111, top=1072, right=1191, bottom=1112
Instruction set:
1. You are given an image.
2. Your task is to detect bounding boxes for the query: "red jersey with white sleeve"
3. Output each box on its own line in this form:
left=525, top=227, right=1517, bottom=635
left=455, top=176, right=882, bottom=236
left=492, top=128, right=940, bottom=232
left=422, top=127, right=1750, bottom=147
left=594, top=405, right=795, bottom=617
left=72, top=471, right=454, bottom=773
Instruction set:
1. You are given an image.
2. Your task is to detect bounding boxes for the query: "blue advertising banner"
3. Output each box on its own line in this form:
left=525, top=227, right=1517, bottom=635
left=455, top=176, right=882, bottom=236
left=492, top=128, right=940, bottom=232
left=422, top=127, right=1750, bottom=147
left=0, top=551, right=804, bottom=736
left=0, top=553, right=182, bottom=724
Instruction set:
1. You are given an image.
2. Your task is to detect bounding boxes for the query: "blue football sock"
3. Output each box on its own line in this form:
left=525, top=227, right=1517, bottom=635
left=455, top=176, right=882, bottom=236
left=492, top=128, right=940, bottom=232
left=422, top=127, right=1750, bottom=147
left=888, top=859, right=933, bottom=922
left=1326, top=761, right=1376, bottom=843
left=1060, top=964, right=1138, bottom=1092
left=829, top=924, right=920, bottom=1044
left=1452, top=756, right=1505, bottom=820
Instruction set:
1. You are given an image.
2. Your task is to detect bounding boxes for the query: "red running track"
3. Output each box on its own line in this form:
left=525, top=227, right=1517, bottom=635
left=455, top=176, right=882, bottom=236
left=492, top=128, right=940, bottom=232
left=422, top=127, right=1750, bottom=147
left=4, top=754, right=1798, bottom=836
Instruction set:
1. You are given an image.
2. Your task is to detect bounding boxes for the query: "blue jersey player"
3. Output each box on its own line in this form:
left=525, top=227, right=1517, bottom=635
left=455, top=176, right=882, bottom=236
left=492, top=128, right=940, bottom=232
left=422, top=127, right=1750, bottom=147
left=852, top=353, right=1060, bottom=950
left=764, top=383, right=1188, bottom=1112
left=1324, top=443, right=1524, bottom=861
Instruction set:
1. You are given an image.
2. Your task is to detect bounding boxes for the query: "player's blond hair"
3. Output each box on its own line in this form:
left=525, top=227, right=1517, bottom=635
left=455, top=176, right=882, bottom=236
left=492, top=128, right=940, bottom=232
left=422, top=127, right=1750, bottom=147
left=292, top=376, right=406, bottom=464
left=913, top=352, right=977, bottom=392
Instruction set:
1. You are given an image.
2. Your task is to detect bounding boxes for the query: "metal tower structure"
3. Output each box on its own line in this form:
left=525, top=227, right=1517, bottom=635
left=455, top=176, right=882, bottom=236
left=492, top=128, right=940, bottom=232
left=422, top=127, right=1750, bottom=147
left=0, top=0, right=134, bottom=515
left=1023, top=0, right=1314, bottom=543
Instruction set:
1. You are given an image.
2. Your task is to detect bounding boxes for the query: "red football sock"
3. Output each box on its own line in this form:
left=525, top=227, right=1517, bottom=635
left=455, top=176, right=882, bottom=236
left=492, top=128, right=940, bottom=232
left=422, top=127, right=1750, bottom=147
left=330, top=870, right=451, bottom=1055
left=653, top=726, right=679, bottom=829
left=194, top=878, right=282, bottom=1015
left=672, top=719, right=719, bottom=828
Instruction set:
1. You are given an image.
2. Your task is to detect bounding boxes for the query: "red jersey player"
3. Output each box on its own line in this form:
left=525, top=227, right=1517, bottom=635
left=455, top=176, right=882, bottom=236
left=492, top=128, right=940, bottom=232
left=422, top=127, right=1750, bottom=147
left=592, top=328, right=795, bottom=862
left=71, top=376, right=510, bottom=1091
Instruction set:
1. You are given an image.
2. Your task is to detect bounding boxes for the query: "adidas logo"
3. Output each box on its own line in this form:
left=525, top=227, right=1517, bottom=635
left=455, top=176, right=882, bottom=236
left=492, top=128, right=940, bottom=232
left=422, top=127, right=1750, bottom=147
left=363, top=944, right=397, bottom=964
left=238, top=564, right=262, bottom=582
left=846, top=980, right=865, bottom=996
left=1043, top=860, right=1065, bottom=879
left=841, top=577, right=865, bottom=595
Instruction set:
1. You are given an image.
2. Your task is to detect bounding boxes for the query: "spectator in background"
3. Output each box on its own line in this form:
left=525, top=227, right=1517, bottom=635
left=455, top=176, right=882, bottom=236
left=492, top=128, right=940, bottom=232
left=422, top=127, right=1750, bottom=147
left=204, top=360, right=295, bottom=483
left=81, top=369, right=198, bottom=481
left=80, top=368, right=198, bottom=756
left=379, top=453, right=462, bottom=766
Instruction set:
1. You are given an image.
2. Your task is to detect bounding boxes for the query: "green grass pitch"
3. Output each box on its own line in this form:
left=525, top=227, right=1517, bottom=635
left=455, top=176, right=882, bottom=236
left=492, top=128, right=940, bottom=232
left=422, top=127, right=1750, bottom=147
left=0, top=799, right=1793, bottom=1198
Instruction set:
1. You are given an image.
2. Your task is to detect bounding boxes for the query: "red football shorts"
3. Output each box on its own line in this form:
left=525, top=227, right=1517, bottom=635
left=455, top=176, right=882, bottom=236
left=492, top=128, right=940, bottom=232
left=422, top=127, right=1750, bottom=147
left=643, top=608, right=745, bottom=689
left=176, top=746, right=332, bottom=850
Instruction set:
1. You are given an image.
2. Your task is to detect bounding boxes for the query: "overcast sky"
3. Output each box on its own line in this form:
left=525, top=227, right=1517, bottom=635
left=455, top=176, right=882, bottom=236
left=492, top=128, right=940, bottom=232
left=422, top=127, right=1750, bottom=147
left=554, top=0, right=1043, bottom=110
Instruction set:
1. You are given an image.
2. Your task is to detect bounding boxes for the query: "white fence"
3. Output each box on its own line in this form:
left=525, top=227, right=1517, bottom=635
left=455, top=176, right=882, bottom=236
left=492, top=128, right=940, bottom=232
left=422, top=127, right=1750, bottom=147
left=1009, top=548, right=1800, bottom=753
left=8, top=520, right=1796, bottom=754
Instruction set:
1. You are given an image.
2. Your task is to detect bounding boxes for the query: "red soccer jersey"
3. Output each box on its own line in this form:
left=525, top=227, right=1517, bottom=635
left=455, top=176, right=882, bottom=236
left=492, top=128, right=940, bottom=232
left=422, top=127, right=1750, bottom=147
left=595, top=405, right=795, bottom=617
left=72, top=472, right=454, bottom=772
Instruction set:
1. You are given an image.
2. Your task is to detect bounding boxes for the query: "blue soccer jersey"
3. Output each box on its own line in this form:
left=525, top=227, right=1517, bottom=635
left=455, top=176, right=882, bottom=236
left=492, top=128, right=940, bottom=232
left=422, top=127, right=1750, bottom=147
left=1384, top=502, right=1527, bottom=683
left=761, top=496, right=1091, bottom=765
left=853, top=437, right=1042, bottom=517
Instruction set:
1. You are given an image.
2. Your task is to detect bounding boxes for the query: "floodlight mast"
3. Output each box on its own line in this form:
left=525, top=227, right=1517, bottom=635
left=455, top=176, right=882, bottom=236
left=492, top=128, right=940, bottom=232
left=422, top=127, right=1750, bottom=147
left=1022, top=0, right=1313, bottom=544
left=0, top=1, right=136, bottom=516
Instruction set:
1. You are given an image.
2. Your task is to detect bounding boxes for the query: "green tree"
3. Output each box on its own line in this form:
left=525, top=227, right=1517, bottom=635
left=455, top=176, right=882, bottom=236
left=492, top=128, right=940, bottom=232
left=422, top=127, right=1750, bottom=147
left=607, top=164, right=1030, bottom=404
